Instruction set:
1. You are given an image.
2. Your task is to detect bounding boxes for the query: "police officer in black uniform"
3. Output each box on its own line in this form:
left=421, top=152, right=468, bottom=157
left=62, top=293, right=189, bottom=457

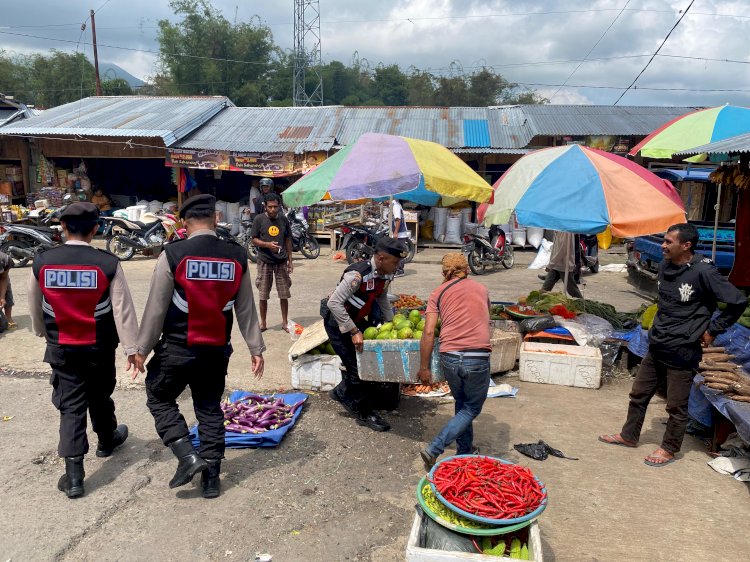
left=324, top=238, right=407, bottom=432
left=133, top=194, right=265, bottom=498
left=28, top=202, right=139, bottom=498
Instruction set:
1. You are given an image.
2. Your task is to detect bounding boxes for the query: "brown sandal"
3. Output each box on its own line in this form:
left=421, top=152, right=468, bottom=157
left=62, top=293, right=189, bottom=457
left=598, top=434, right=637, bottom=448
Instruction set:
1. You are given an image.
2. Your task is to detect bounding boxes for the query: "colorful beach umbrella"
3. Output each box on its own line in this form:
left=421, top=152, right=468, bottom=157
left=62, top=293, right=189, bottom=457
left=478, top=145, right=685, bottom=237
left=629, top=105, right=750, bottom=160
left=282, top=132, right=492, bottom=207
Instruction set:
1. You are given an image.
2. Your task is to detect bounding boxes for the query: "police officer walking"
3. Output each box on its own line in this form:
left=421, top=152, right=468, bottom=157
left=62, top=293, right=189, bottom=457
left=133, top=195, right=265, bottom=498
left=27, top=202, right=138, bottom=498
left=324, top=238, right=406, bottom=431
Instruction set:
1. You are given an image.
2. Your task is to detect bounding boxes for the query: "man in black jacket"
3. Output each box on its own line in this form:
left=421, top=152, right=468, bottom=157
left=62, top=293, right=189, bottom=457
left=600, top=223, right=745, bottom=466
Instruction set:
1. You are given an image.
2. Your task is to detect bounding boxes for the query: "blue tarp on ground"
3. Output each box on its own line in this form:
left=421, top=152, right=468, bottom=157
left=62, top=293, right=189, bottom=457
left=189, top=391, right=308, bottom=449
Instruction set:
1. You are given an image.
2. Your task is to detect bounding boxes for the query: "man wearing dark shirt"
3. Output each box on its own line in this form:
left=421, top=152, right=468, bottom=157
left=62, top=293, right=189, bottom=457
left=251, top=193, right=293, bottom=332
left=600, top=223, right=745, bottom=467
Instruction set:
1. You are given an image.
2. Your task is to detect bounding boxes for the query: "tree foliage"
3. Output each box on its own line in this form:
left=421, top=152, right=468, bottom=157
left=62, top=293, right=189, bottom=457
left=1, top=2, right=546, bottom=109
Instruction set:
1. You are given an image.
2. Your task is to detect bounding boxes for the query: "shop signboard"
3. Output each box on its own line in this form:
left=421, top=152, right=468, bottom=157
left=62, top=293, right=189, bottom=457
left=166, top=149, right=230, bottom=170
left=230, top=151, right=327, bottom=177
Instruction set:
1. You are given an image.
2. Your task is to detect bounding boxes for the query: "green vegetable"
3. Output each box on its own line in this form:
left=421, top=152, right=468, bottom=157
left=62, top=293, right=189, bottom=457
left=520, top=544, right=529, bottom=560
left=717, top=302, right=728, bottom=311
left=421, top=484, right=491, bottom=529
left=739, top=317, right=750, bottom=329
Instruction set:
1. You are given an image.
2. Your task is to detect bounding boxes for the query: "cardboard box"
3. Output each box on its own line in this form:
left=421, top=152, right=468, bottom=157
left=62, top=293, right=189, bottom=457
left=519, top=342, right=602, bottom=389
left=405, top=512, right=543, bottom=561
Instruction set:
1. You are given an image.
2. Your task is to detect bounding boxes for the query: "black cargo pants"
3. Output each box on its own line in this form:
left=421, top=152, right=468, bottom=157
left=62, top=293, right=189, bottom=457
left=145, top=341, right=231, bottom=461
left=46, top=345, right=118, bottom=458
left=324, top=313, right=374, bottom=416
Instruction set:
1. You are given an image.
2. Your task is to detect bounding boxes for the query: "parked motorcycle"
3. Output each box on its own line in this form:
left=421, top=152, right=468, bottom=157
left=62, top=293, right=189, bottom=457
left=102, top=211, right=179, bottom=261
left=462, top=225, right=514, bottom=275
left=0, top=209, right=64, bottom=267
left=340, top=223, right=415, bottom=265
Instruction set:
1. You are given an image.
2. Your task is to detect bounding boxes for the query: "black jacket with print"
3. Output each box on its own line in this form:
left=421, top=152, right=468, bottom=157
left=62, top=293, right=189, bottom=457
left=648, top=253, right=746, bottom=368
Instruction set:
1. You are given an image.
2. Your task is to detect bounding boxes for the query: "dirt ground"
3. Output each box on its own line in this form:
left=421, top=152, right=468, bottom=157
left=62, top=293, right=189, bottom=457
left=1, top=245, right=749, bottom=561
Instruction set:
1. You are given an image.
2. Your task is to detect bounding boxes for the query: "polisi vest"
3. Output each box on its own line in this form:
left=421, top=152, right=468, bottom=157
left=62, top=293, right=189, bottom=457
left=32, top=244, right=119, bottom=348
left=163, top=234, right=247, bottom=347
left=341, top=260, right=390, bottom=324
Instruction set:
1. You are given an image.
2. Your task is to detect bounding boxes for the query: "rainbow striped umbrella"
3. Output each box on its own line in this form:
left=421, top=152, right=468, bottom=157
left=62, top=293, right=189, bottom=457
left=629, top=105, right=750, bottom=160
left=478, top=145, right=685, bottom=237
left=282, top=133, right=492, bottom=207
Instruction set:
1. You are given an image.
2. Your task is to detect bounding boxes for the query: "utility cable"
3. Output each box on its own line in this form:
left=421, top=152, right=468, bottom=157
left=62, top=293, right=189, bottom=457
left=613, top=0, right=696, bottom=105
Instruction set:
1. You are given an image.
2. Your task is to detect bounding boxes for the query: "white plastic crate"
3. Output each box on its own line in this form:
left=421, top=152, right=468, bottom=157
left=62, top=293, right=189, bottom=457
left=290, top=354, right=342, bottom=391
left=519, top=342, right=602, bottom=389
left=406, top=512, right=543, bottom=561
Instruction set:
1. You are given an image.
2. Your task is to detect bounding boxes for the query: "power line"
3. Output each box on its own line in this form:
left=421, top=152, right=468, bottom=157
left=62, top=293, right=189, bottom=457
left=516, top=82, right=750, bottom=93
left=549, top=0, right=632, bottom=101
left=613, top=0, right=696, bottom=105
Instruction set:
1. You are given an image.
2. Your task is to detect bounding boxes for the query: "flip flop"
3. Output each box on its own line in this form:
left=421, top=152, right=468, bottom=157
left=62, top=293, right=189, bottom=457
left=260, top=327, right=267, bottom=332
left=7, top=321, right=17, bottom=329
left=598, top=434, right=637, bottom=448
left=644, top=454, right=676, bottom=467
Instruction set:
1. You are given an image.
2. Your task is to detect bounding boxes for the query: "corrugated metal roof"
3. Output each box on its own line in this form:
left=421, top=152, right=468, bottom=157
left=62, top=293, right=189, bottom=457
left=173, top=106, right=344, bottom=153
left=519, top=105, right=699, bottom=137
left=451, top=147, right=533, bottom=154
left=673, top=133, right=750, bottom=156
left=335, top=107, right=492, bottom=148
left=0, top=96, right=233, bottom=146
left=488, top=106, right=535, bottom=149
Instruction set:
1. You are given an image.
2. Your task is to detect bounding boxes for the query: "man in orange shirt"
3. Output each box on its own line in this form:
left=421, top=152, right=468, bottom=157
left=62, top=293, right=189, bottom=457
left=418, top=253, right=491, bottom=469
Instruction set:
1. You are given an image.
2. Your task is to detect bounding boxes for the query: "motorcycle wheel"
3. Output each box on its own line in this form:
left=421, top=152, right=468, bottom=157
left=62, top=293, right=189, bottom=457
left=468, top=247, right=487, bottom=275
left=346, top=241, right=369, bottom=264
left=502, top=246, right=515, bottom=269
left=106, top=235, right=136, bottom=261
left=0, top=240, right=32, bottom=268
left=300, top=236, right=320, bottom=259
left=402, top=238, right=416, bottom=264
left=246, top=242, right=259, bottom=264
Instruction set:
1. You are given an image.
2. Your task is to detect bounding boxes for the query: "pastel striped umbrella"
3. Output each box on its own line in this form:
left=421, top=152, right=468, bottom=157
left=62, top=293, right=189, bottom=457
left=629, top=105, right=750, bottom=160
left=478, top=144, right=685, bottom=237
left=282, top=132, right=492, bottom=207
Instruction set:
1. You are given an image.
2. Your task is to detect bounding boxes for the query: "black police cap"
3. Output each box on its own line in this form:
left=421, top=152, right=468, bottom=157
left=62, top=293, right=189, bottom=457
left=376, top=237, right=408, bottom=259
left=60, top=202, right=100, bottom=222
left=179, top=194, right=216, bottom=217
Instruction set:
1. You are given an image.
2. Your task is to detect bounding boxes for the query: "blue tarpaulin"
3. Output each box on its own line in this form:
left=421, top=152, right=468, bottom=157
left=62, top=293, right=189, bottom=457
left=189, top=391, right=308, bottom=449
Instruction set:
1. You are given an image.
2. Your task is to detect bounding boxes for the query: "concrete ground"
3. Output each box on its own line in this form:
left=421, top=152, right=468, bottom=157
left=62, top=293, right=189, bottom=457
left=1, top=244, right=749, bottom=561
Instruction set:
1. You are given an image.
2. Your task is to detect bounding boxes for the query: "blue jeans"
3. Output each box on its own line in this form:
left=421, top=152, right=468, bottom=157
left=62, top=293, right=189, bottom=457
left=427, top=353, right=490, bottom=457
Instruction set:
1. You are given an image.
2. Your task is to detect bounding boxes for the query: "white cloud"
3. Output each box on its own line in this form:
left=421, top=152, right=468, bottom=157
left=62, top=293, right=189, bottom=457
left=1, top=0, right=749, bottom=106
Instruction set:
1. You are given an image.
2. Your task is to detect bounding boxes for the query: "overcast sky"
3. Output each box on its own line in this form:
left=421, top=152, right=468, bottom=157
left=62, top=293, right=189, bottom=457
left=1, top=0, right=749, bottom=106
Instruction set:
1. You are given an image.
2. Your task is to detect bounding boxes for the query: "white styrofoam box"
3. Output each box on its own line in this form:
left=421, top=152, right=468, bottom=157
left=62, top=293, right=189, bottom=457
left=519, top=342, right=602, bottom=389
left=490, top=330, right=522, bottom=373
left=291, top=354, right=342, bottom=391
left=406, top=512, right=543, bottom=562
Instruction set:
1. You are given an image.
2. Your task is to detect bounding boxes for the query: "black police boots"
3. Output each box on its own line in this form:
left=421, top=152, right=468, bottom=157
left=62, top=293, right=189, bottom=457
left=96, top=424, right=129, bottom=458
left=168, top=436, right=209, bottom=488
left=57, top=456, right=85, bottom=498
left=201, top=460, right=221, bottom=499
left=357, top=411, right=391, bottom=432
